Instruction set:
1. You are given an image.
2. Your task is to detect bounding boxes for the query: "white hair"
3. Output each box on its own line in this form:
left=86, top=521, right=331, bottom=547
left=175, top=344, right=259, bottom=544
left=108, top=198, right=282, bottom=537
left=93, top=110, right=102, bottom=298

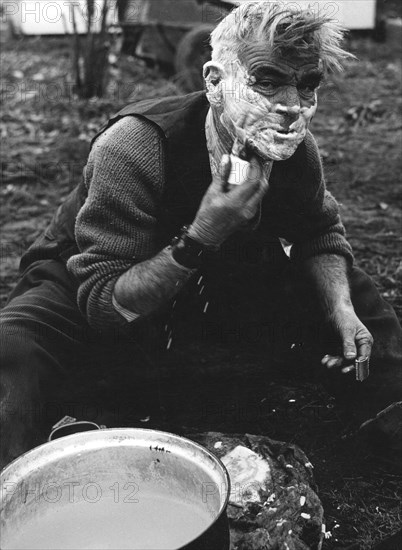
left=210, top=1, right=353, bottom=72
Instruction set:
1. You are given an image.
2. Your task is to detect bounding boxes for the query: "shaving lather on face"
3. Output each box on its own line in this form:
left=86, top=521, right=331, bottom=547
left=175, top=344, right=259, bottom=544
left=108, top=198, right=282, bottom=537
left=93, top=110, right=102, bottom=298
left=203, top=14, right=324, bottom=191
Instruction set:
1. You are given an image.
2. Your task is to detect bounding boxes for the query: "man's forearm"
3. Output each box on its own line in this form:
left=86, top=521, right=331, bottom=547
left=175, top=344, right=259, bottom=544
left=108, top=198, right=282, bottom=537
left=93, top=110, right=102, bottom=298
left=113, top=247, right=196, bottom=317
left=302, top=254, right=353, bottom=316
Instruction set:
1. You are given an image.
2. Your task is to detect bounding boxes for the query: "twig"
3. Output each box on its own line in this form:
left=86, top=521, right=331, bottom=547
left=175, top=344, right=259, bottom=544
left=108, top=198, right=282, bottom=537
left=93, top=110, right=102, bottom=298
left=71, top=4, right=82, bottom=91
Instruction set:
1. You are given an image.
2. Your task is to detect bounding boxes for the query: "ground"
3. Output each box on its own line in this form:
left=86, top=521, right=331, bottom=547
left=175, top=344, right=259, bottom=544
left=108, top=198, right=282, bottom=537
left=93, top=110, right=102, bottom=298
left=1, top=28, right=401, bottom=550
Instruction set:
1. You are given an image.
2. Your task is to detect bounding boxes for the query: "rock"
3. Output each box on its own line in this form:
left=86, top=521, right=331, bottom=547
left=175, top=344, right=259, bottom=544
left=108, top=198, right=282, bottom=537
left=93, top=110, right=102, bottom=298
left=237, top=528, right=271, bottom=549
left=189, top=432, right=324, bottom=550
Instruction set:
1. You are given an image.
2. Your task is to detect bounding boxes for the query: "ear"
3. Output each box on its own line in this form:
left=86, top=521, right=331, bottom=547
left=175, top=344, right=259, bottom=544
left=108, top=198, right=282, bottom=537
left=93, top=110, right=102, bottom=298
left=203, top=60, right=225, bottom=82
left=203, top=61, right=225, bottom=105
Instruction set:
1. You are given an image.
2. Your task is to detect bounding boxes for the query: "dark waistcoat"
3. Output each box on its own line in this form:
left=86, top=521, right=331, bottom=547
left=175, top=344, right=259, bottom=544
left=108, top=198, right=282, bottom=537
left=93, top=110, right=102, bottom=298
left=20, top=91, right=285, bottom=273
left=20, top=91, right=214, bottom=271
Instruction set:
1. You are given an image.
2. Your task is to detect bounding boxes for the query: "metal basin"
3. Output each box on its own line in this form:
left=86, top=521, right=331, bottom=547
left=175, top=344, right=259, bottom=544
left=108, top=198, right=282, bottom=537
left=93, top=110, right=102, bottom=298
left=1, top=429, right=230, bottom=549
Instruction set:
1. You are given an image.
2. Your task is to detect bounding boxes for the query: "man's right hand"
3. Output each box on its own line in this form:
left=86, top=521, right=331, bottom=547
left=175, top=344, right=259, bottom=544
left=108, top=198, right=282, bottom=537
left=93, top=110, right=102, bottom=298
left=188, top=155, right=269, bottom=247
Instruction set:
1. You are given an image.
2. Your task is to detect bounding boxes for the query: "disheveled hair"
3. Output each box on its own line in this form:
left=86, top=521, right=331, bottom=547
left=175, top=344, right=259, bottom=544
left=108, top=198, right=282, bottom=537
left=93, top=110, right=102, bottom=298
left=210, top=1, right=353, bottom=72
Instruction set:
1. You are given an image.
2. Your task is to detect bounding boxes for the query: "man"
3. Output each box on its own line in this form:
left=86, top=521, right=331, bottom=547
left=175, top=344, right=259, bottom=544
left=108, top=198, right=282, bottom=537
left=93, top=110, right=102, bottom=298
left=1, top=2, right=401, bottom=469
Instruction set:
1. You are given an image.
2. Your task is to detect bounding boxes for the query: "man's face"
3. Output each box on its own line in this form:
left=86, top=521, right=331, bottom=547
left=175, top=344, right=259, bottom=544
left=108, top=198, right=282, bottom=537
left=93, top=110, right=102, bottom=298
left=215, top=43, right=323, bottom=161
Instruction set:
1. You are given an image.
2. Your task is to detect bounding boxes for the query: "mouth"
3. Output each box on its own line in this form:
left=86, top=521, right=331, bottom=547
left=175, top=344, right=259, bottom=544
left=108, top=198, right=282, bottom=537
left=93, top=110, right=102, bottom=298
left=273, top=125, right=298, bottom=140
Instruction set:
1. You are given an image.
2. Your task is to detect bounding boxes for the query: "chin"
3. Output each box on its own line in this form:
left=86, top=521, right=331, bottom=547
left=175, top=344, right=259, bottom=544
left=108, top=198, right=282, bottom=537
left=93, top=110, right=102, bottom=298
left=249, top=141, right=301, bottom=162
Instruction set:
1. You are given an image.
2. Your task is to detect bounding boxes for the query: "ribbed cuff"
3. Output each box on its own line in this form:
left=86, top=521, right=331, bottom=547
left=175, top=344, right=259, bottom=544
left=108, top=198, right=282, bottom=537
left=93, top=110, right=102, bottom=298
left=290, top=233, right=354, bottom=264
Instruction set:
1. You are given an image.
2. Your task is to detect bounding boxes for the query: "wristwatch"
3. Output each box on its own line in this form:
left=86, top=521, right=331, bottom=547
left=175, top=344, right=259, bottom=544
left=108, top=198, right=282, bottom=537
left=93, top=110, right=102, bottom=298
left=170, top=225, right=218, bottom=269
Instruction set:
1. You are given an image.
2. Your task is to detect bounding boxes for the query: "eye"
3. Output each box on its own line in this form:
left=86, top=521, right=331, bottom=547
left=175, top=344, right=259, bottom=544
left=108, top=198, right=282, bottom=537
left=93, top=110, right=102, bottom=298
left=252, top=80, right=280, bottom=96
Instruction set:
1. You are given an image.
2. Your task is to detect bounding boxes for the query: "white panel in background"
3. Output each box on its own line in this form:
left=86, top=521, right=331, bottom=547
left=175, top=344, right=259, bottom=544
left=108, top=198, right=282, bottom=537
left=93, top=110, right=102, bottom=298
left=8, top=0, right=119, bottom=35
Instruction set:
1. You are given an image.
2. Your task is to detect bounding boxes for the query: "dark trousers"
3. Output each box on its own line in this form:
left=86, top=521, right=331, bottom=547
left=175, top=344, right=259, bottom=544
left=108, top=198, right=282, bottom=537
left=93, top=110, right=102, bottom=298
left=1, top=256, right=401, bottom=469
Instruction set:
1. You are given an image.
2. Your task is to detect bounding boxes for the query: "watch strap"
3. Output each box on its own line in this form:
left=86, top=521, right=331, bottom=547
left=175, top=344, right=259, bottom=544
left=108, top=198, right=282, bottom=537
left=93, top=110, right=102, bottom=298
left=171, top=226, right=218, bottom=269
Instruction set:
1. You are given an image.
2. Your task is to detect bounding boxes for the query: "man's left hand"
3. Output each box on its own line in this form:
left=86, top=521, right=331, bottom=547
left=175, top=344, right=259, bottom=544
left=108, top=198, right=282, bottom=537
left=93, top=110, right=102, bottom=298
left=321, top=306, right=373, bottom=373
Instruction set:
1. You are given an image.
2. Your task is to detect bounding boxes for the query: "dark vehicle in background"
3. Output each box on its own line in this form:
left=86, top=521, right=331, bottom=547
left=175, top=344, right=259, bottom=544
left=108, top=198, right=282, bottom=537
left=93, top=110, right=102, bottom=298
left=118, top=0, right=234, bottom=92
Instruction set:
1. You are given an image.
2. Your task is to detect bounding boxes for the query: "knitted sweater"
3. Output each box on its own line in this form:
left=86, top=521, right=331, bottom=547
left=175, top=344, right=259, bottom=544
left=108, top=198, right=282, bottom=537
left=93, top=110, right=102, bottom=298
left=67, top=101, right=353, bottom=331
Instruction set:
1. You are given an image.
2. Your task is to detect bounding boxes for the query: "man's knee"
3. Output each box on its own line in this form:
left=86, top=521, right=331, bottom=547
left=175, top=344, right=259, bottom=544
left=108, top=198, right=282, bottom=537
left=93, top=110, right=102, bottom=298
left=350, top=266, right=400, bottom=321
left=349, top=266, right=402, bottom=360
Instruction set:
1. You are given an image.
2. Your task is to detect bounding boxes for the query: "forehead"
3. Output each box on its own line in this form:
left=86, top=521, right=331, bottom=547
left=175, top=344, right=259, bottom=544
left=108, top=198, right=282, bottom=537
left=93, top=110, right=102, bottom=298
left=237, top=42, right=320, bottom=75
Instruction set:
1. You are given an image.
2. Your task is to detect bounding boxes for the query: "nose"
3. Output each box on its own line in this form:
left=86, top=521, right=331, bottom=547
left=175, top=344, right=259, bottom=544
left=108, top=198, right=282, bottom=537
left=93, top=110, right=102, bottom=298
left=274, top=87, right=301, bottom=120
left=275, top=103, right=301, bottom=121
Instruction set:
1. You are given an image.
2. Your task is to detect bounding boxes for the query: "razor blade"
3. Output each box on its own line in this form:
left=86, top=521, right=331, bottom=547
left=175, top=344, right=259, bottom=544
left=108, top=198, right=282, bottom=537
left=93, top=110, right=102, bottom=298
left=355, top=357, right=369, bottom=382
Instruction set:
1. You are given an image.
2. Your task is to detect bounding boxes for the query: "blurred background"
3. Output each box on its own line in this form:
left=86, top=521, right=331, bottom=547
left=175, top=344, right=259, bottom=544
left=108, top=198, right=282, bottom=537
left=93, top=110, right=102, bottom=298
left=0, top=1, right=401, bottom=547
